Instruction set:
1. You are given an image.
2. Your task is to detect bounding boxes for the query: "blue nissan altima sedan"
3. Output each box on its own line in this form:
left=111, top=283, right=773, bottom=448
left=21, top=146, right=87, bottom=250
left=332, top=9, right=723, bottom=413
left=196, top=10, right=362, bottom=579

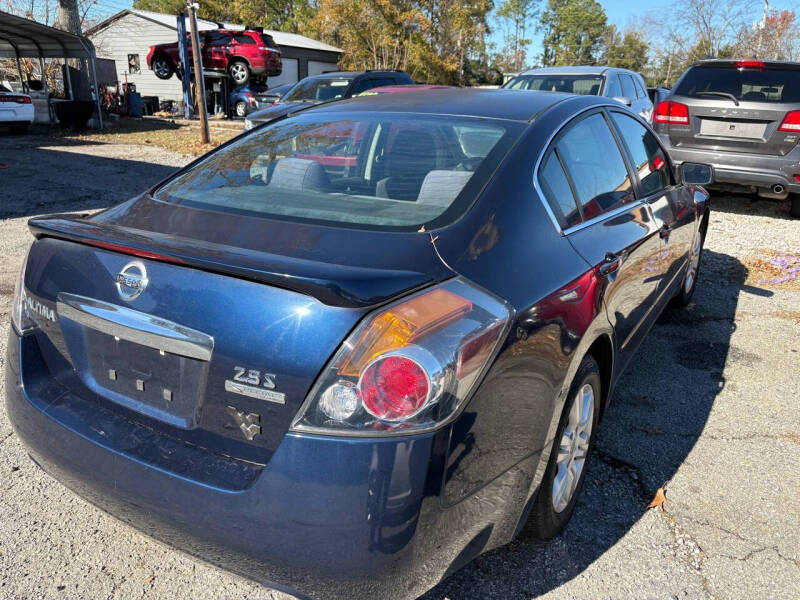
left=6, top=89, right=712, bottom=598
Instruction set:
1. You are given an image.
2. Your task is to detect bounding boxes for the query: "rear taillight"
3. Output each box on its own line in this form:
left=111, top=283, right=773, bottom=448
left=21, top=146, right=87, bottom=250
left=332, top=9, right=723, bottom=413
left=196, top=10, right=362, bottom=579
left=778, top=110, right=800, bottom=133
left=736, top=60, right=764, bottom=69
left=0, top=95, right=31, bottom=104
left=654, top=100, right=689, bottom=125
left=292, top=278, right=512, bottom=435
left=11, top=244, right=34, bottom=334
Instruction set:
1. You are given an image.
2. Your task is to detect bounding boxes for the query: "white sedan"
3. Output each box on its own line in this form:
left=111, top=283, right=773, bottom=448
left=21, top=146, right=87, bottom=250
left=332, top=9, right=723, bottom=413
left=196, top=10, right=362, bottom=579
left=0, top=84, right=34, bottom=134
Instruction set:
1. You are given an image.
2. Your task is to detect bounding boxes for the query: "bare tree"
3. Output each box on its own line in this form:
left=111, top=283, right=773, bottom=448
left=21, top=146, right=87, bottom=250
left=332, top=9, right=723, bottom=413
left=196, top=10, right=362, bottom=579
left=677, top=0, right=754, bottom=57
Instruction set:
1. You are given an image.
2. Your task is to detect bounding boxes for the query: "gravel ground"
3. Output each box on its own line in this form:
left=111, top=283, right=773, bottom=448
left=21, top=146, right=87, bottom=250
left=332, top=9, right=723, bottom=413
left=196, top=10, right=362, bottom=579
left=1, top=132, right=799, bottom=600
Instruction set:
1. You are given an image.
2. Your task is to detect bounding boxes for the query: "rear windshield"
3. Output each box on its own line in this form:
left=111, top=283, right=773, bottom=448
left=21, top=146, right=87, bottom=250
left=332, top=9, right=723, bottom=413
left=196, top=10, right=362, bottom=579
left=504, top=74, right=603, bottom=96
left=674, top=66, right=800, bottom=103
left=283, top=78, right=352, bottom=102
left=152, top=112, right=521, bottom=230
left=259, top=34, right=278, bottom=49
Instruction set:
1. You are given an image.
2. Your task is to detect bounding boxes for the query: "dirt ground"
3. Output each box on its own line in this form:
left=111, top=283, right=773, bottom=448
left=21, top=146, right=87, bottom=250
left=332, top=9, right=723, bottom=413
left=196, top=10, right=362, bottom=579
left=0, top=131, right=798, bottom=600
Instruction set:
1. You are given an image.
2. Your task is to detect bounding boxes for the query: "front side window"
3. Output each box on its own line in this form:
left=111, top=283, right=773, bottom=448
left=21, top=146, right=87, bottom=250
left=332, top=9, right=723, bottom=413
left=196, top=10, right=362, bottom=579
left=504, top=74, right=603, bottom=96
left=152, top=112, right=521, bottom=230
left=611, top=111, right=671, bottom=197
left=555, top=113, right=634, bottom=221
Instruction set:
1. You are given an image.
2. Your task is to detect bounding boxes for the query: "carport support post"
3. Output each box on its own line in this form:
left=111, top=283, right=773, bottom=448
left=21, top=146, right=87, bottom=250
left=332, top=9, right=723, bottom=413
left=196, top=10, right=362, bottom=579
left=15, top=52, right=27, bottom=93
left=88, top=55, right=103, bottom=129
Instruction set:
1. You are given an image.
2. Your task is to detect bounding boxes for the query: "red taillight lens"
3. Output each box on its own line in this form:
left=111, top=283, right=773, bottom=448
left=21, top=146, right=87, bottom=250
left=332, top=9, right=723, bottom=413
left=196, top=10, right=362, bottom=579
left=0, top=95, right=31, bottom=104
left=654, top=100, right=689, bottom=125
left=794, top=174, right=800, bottom=183
left=292, top=278, right=511, bottom=435
left=360, top=356, right=430, bottom=421
left=736, top=60, right=764, bottom=69
left=778, top=110, right=800, bottom=133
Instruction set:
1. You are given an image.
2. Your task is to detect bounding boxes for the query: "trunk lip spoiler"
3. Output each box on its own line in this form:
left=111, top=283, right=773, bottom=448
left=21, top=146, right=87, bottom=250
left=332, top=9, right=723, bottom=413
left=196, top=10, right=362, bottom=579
left=28, top=215, right=444, bottom=309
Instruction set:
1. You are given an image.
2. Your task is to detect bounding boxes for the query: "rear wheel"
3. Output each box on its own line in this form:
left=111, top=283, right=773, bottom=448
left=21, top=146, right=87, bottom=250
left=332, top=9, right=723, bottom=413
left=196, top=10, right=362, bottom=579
left=790, top=194, right=800, bottom=219
left=234, top=100, right=248, bottom=118
left=152, top=55, right=174, bottom=80
left=228, top=61, right=250, bottom=85
left=672, top=224, right=705, bottom=307
left=521, top=355, right=600, bottom=540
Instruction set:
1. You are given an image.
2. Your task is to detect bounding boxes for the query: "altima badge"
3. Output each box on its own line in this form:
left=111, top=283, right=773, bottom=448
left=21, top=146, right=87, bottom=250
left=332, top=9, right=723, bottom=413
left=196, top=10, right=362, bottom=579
left=115, top=261, right=148, bottom=301
left=227, top=406, right=261, bottom=440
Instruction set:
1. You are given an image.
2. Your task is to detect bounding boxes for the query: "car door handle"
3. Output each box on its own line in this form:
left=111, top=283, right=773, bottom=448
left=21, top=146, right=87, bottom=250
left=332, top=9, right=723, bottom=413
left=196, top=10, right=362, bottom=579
left=598, top=253, right=621, bottom=277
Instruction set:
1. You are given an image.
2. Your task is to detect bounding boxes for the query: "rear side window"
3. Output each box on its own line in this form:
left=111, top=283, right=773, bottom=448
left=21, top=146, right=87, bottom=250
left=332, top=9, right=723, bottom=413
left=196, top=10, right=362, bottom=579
left=675, top=65, right=800, bottom=103
left=554, top=113, right=634, bottom=221
left=234, top=34, right=256, bottom=45
left=634, top=77, right=647, bottom=99
left=611, top=112, right=671, bottom=197
left=620, top=74, right=636, bottom=99
left=152, top=112, right=521, bottom=230
left=260, top=34, right=278, bottom=49
left=540, top=152, right=581, bottom=228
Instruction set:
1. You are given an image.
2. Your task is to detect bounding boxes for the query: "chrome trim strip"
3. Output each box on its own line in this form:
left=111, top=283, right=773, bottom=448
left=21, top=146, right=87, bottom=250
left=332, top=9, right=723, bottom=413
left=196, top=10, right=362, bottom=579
left=532, top=102, right=642, bottom=237
left=57, top=293, right=214, bottom=361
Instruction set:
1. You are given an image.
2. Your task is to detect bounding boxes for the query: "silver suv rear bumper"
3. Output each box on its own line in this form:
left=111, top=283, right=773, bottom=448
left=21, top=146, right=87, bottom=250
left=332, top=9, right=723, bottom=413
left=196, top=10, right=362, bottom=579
left=658, top=135, right=800, bottom=193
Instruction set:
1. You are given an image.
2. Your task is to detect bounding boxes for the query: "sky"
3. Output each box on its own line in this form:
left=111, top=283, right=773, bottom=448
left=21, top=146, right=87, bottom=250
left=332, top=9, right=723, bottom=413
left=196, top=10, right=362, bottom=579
left=488, top=0, right=797, bottom=63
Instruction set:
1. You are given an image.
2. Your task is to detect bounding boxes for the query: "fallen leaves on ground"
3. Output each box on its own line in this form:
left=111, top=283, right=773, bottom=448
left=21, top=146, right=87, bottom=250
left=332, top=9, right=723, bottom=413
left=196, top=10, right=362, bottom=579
left=647, top=487, right=667, bottom=511
left=635, top=424, right=665, bottom=435
left=775, top=433, right=800, bottom=446
left=743, top=250, right=800, bottom=290
left=144, top=575, right=156, bottom=585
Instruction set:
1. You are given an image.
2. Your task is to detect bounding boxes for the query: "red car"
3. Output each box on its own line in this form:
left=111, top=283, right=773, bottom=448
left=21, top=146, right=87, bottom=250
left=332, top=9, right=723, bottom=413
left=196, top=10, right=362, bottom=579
left=147, top=29, right=282, bottom=86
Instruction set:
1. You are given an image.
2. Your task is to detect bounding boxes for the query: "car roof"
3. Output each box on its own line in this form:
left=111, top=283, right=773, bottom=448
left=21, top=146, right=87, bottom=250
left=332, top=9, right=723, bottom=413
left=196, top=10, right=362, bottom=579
left=691, top=58, right=800, bottom=69
left=518, top=66, right=613, bottom=76
left=299, top=87, right=592, bottom=122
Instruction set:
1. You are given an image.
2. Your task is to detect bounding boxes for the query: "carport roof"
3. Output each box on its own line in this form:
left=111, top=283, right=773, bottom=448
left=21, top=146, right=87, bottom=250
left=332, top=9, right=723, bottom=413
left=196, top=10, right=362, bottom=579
left=0, top=10, right=95, bottom=59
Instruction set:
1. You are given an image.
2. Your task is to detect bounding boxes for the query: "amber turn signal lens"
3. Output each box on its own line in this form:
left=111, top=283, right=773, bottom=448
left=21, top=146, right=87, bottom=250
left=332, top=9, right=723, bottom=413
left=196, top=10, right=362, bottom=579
left=337, top=288, right=472, bottom=377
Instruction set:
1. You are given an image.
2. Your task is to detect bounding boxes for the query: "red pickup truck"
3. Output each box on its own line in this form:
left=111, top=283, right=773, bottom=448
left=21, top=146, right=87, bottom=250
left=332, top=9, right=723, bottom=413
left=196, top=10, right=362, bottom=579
left=147, top=29, right=282, bottom=86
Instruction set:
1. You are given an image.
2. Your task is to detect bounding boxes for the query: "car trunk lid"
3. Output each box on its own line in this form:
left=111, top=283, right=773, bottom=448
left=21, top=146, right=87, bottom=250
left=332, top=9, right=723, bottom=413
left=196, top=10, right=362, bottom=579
left=24, top=205, right=452, bottom=467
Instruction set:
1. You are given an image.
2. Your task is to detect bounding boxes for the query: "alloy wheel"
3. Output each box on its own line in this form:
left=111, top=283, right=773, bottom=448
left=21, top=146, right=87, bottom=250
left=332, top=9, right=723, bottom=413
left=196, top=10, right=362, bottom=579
left=235, top=101, right=247, bottom=117
left=552, top=383, right=594, bottom=513
left=685, top=232, right=702, bottom=295
left=230, top=63, right=248, bottom=84
left=153, top=59, right=170, bottom=78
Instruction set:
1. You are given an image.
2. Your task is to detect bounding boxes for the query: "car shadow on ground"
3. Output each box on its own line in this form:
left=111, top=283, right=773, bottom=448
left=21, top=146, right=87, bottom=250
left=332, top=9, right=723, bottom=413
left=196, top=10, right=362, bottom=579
left=422, top=249, right=769, bottom=599
left=0, top=133, right=179, bottom=219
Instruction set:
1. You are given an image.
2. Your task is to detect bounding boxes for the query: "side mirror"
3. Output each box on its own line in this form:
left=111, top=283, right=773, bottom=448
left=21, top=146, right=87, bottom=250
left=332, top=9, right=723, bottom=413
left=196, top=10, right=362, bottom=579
left=612, top=95, right=632, bottom=107
left=681, top=162, right=714, bottom=185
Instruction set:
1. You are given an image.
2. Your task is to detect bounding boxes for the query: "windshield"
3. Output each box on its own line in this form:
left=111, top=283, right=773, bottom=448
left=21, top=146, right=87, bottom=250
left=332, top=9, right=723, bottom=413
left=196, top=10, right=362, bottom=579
left=504, top=74, right=603, bottom=95
left=675, top=66, right=800, bottom=103
left=152, top=112, right=521, bottom=230
left=283, top=78, right=352, bottom=102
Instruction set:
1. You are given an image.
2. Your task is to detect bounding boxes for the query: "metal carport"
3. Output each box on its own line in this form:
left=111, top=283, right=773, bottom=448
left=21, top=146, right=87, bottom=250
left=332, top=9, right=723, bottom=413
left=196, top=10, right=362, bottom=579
left=0, top=9, right=103, bottom=127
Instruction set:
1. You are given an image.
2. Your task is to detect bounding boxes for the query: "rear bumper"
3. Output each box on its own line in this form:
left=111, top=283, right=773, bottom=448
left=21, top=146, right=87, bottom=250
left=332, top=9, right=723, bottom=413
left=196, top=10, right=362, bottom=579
left=659, top=136, right=800, bottom=193
left=0, top=105, right=34, bottom=124
left=5, top=330, right=526, bottom=599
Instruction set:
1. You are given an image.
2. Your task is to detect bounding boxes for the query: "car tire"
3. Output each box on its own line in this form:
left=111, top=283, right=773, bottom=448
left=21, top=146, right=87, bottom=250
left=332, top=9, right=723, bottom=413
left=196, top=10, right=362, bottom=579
left=521, top=355, right=601, bottom=541
left=790, top=194, right=800, bottom=219
left=152, top=55, right=174, bottom=80
left=228, top=61, right=250, bottom=86
left=671, top=222, right=706, bottom=307
left=234, top=101, right=248, bottom=118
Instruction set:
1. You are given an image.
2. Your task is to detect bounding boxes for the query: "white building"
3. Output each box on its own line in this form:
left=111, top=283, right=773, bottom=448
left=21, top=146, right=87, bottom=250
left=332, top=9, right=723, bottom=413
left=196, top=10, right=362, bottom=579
left=86, top=9, right=342, bottom=101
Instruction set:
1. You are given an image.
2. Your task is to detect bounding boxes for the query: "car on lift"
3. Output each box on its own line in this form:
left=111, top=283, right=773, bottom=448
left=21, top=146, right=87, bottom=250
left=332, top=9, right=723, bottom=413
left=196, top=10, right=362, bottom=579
left=243, top=70, right=414, bottom=130
left=0, top=83, right=34, bottom=134
left=229, top=82, right=292, bottom=118
left=147, top=29, right=282, bottom=86
left=654, top=59, right=800, bottom=217
left=504, top=66, right=654, bottom=121
left=7, top=89, right=712, bottom=599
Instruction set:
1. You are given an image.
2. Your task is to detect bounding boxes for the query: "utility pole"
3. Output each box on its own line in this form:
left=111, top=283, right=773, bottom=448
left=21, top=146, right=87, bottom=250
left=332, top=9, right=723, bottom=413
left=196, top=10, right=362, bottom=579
left=186, top=1, right=209, bottom=144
